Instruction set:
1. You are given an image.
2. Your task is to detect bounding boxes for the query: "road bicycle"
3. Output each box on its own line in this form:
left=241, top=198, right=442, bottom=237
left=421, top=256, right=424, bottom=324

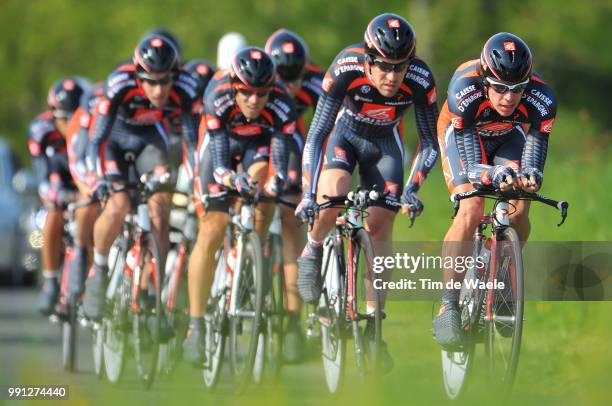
left=440, top=188, right=568, bottom=399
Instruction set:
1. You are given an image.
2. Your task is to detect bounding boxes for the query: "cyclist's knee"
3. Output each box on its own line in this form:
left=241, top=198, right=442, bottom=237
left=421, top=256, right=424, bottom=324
left=453, top=197, right=484, bottom=231
left=103, top=192, right=130, bottom=221
left=196, top=212, right=228, bottom=249
left=366, top=207, right=395, bottom=240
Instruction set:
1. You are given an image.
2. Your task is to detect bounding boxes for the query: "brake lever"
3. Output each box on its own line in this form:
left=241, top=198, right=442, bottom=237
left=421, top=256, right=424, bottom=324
left=557, top=201, right=569, bottom=227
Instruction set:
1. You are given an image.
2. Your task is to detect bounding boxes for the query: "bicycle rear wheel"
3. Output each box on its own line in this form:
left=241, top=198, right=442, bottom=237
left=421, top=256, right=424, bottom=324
left=62, top=297, right=78, bottom=372
left=203, top=245, right=230, bottom=390
left=319, top=237, right=347, bottom=394
left=132, top=233, right=164, bottom=388
left=485, top=227, right=524, bottom=396
left=229, top=232, right=264, bottom=393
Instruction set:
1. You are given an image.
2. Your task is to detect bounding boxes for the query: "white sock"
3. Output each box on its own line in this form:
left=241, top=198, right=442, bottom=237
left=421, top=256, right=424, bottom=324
left=93, top=249, right=108, bottom=267
left=42, top=270, right=59, bottom=279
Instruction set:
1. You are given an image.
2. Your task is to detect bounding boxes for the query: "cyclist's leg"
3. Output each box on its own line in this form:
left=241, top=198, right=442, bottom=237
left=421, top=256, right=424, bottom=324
left=185, top=133, right=231, bottom=364
left=434, top=125, right=485, bottom=348
left=84, top=131, right=132, bottom=319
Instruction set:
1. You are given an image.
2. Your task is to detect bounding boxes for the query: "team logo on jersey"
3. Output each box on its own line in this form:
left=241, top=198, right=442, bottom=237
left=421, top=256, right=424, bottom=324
left=540, top=117, right=555, bottom=133
left=451, top=117, right=462, bottom=129
left=503, top=41, right=516, bottom=51
left=250, top=50, right=263, bottom=60
left=384, top=181, right=399, bottom=195
left=151, top=38, right=163, bottom=47
left=333, top=147, right=349, bottom=165
left=388, top=19, right=400, bottom=28
left=133, top=109, right=163, bottom=124
left=208, top=183, right=221, bottom=194
left=206, top=116, right=221, bottom=130
left=283, top=121, right=297, bottom=135
left=98, top=99, right=110, bottom=115
left=28, top=140, right=41, bottom=156
left=360, top=103, right=396, bottom=120
left=281, top=42, right=295, bottom=53
left=361, top=85, right=371, bottom=93
left=233, top=124, right=262, bottom=136
left=427, top=88, right=437, bottom=105
left=322, top=72, right=334, bottom=92
left=480, top=122, right=514, bottom=132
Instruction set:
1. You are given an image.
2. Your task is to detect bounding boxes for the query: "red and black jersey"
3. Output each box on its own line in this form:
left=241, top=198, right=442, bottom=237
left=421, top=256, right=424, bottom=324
left=198, top=70, right=297, bottom=185
left=322, top=44, right=437, bottom=131
left=201, top=70, right=297, bottom=141
left=438, top=60, right=557, bottom=137
left=438, top=59, right=557, bottom=177
left=293, top=63, right=324, bottom=137
left=301, top=44, right=439, bottom=197
left=87, top=63, right=199, bottom=175
left=28, top=111, right=67, bottom=183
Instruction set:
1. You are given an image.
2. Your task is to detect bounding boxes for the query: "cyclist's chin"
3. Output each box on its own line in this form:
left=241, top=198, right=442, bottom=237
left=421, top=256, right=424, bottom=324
left=378, top=84, right=400, bottom=97
left=149, top=98, right=168, bottom=108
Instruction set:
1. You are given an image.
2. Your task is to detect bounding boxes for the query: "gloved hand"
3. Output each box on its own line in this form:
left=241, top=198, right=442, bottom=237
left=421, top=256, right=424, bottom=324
left=295, top=193, right=317, bottom=223
left=91, top=179, right=110, bottom=202
left=518, top=167, right=543, bottom=192
left=232, top=172, right=255, bottom=199
left=491, top=165, right=517, bottom=192
left=265, top=173, right=286, bottom=197
left=400, top=189, right=424, bottom=216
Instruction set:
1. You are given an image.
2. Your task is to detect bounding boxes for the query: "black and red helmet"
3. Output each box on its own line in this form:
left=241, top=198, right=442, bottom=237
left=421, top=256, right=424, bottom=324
left=144, top=28, right=182, bottom=61
left=480, top=32, right=532, bottom=84
left=47, top=78, right=85, bottom=113
left=364, top=13, right=416, bottom=60
left=184, top=59, right=215, bottom=89
left=230, top=47, right=276, bottom=88
left=133, top=34, right=179, bottom=74
left=265, top=29, right=308, bottom=82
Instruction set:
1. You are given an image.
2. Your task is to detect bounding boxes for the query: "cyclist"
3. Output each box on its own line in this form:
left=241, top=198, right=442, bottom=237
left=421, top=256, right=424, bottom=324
left=64, top=82, right=105, bottom=301
left=184, top=59, right=216, bottom=118
left=265, top=28, right=324, bottom=362
left=216, top=32, right=248, bottom=70
left=82, top=34, right=199, bottom=321
left=29, top=78, right=86, bottom=315
left=432, top=32, right=557, bottom=349
left=184, top=47, right=296, bottom=365
left=295, top=13, right=440, bottom=370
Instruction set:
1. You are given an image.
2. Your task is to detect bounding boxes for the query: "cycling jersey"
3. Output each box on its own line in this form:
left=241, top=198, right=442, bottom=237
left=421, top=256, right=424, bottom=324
left=199, top=70, right=297, bottom=188
left=287, top=63, right=324, bottom=194
left=66, top=83, right=104, bottom=186
left=438, top=60, right=557, bottom=191
left=86, top=63, right=200, bottom=178
left=28, top=111, right=77, bottom=208
left=301, top=44, right=439, bottom=199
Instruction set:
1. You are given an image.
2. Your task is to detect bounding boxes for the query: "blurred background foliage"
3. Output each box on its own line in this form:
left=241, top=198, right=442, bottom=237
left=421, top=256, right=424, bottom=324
left=0, top=0, right=610, bottom=238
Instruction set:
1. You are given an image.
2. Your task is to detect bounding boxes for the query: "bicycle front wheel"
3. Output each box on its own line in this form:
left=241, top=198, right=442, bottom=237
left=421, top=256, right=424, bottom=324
left=132, top=233, right=164, bottom=389
left=229, top=232, right=264, bottom=393
left=485, top=227, right=524, bottom=396
left=319, top=237, right=347, bottom=394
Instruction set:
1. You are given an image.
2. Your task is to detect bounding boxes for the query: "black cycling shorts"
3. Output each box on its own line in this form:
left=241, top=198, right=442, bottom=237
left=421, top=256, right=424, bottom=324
left=322, top=121, right=405, bottom=212
left=439, top=124, right=526, bottom=193
left=103, top=120, right=170, bottom=183
left=194, top=133, right=271, bottom=214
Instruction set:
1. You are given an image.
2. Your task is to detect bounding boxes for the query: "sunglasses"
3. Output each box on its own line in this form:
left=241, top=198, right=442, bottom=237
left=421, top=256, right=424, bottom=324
left=138, top=74, right=173, bottom=85
left=368, top=56, right=410, bottom=73
left=237, top=87, right=271, bottom=98
left=485, top=77, right=529, bottom=94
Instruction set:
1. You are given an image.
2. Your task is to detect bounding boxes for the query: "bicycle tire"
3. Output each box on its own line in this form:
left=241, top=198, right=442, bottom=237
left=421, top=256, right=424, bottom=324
left=203, top=245, right=230, bottom=390
left=158, top=241, right=189, bottom=379
left=132, top=232, right=164, bottom=389
left=229, top=231, right=264, bottom=393
left=441, top=234, right=487, bottom=399
left=263, top=233, right=284, bottom=381
left=320, top=237, right=347, bottom=394
left=354, top=228, right=382, bottom=374
left=103, top=237, right=129, bottom=384
left=484, top=227, right=524, bottom=396
left=61, top=296, right=78, bottom=372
